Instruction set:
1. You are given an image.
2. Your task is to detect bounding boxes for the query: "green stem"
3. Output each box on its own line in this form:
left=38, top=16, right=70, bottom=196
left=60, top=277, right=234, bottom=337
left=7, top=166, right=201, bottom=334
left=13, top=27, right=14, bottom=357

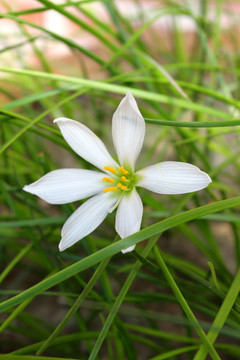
left=153, top=246, right=220, bottom=360
left=88, top=236, right=160, bottom=360
left=193, top=266, right=240, bottom=359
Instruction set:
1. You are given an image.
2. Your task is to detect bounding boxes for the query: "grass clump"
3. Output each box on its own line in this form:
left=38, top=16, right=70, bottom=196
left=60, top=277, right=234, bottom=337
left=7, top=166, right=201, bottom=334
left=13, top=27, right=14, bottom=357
left=1, top=1, right=240, bottom=359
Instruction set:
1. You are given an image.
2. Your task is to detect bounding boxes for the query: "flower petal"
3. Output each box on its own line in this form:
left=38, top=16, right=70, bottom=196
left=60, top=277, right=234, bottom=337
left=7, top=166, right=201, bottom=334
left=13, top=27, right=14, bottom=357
left=137, top=161, right=212, bottom=194
left=23, top=169, right=107, bottom=204
left=112, top=92, right=145, bottom=171
left=59, top=192, right=118, bottom=251
left=115, top=188, right=143, bottom=253
left=54, top=118, right=118, bottom=171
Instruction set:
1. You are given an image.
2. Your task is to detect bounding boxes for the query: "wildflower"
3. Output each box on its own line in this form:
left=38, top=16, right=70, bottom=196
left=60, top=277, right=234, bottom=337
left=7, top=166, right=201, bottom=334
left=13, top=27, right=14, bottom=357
left=24, top=92, right=211, bottom=253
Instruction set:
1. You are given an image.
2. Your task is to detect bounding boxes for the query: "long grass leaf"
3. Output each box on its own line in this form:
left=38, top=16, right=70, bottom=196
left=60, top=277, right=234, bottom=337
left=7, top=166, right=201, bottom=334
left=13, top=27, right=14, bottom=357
left=0, top=68, right=233, bottom=120
left=1, top=196, right=240, bottom=313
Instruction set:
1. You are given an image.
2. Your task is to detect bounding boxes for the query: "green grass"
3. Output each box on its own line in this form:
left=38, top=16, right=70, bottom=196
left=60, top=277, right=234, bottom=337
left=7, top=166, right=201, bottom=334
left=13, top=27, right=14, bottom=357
left=1, top=0, right=240, bottom=359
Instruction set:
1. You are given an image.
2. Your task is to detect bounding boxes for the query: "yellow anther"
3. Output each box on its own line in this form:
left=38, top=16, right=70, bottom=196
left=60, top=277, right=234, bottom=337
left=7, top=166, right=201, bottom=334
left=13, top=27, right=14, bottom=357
left=104, top=187, right=118, bottom=193
left=104, top=166, right=117, bottom=174
left=117, top=183, right=127, bottom=191
left=119, top=166, right=128, bottom=175
left=161, top=174, right=165, bottom=176
left=102, top=177, right=115, bottom=184
left=121, top=176, right=127, bottom=182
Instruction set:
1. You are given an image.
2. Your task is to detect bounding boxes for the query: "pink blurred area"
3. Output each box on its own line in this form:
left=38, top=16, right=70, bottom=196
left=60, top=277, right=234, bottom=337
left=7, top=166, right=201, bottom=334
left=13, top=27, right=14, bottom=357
left=0, top=1, right=239, bottom=74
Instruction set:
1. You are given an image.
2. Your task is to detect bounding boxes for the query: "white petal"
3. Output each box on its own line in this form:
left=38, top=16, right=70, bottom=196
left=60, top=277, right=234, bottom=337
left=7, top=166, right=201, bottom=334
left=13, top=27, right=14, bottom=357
left=54, top=118, right=118, bottom=171
left=23, top=169, right=107, bottom=204
left=112, top=92, right=145, bottom=171
left=121, top=245, right=136, bottom=254
left=115, top=188, right=143, bottom=254
left=136, top=161, right=212, bottom=194
left=59, top=192, right=118, bottom=251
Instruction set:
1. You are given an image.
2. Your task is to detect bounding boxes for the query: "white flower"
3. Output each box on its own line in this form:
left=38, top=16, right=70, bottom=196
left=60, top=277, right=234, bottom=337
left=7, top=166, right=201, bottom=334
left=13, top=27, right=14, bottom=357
left=23, top=92, right=211, bottom=253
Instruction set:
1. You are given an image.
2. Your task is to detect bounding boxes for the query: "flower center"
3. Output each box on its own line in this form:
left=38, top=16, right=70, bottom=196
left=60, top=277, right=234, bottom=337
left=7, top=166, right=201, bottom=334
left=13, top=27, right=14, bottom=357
left=103, top=166, right=134, bottom=193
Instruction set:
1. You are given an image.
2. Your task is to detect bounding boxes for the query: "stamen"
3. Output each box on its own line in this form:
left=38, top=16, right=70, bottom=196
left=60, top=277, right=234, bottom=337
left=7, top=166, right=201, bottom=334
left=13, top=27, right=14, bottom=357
left=117, top=183, right=127, bottom=191
left=104, top=187, right=118, bottom=193
left=104, top=166, right=117, bottom=174
left=102, top=177, right=115, bottom=184
left=121, top=176, right=127, bottom=182
left=119, top=166, right=128, bottom=175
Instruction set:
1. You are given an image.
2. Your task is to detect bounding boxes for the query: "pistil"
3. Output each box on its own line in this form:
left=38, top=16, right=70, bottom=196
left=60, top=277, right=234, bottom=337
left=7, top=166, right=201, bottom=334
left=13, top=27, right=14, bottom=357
left=121, top=176, right=127, bottom=182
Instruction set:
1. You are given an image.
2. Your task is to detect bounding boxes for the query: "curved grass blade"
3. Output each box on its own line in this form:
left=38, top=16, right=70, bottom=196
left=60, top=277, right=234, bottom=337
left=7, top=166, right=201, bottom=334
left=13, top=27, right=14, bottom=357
left=102, top=8, right=180, bottom=70
left=0, top=87, right=88, bottom=154
left=0, top=243, right=33, bottom=284
left=0, top=355, right=78, bottom=360
left=144, top=119, right=240, bottom=127
left=0, top=68, right=234, bottom=120
left=1, top=196, right=240, bottom=313
left=153, top=246, right=221, bottom=360
left=37, top=0, right=117, bottom=51
left=87, top=236, right=159, bottom=360
left=193, top=266, right=240, bottom=359
left=150, top=345, right=199, bottom=360
left=0, top=13, right=108, bottom=67
left=36, top=254, right=113, bottom=355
